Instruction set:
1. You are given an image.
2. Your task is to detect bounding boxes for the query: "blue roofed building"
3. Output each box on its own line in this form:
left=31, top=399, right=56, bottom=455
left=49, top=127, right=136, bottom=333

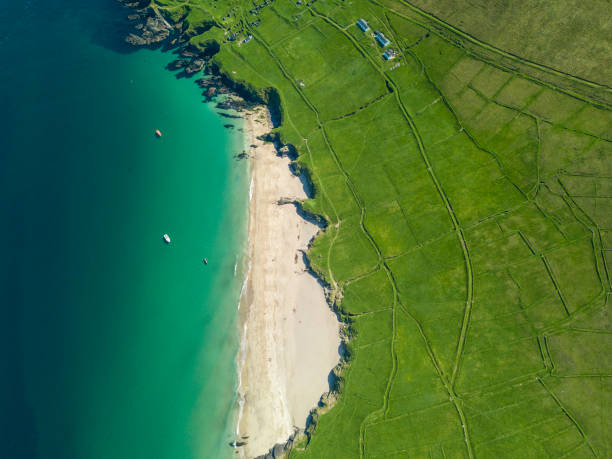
left=375, top=30, right=391, bottom=47
left=383, top=48, right=397, bottom=60
left=356, top=18, right=369, bottom=32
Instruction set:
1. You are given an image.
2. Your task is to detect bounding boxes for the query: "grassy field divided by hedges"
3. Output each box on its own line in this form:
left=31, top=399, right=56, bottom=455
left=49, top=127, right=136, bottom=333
left=151, top=0, right=612, bottom=456
left=394, top=0, right=612, bottom=90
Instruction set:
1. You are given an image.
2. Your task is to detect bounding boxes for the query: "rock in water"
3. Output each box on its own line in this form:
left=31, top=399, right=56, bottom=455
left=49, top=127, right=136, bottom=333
left=124, top=13, right=171, bottom=46
left=167, top=59, right=189, bottom=70
left=205, top=87, right=217, bottom=100
left=186, top=58, right=205, bottom=74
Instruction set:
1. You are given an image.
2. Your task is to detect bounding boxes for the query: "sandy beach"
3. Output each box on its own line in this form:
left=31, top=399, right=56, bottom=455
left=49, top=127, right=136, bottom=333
left=236, top=107, right=340, bottom=458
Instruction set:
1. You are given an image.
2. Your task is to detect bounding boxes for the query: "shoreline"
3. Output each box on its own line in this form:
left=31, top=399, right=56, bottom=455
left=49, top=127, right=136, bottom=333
left=235, top=107, right=341, bottom=458
left=115, top=5, right=341, bottom=454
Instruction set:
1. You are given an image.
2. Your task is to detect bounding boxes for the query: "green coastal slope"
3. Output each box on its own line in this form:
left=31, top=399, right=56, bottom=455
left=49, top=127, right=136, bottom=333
left=148, top=0, right=612, bottom=456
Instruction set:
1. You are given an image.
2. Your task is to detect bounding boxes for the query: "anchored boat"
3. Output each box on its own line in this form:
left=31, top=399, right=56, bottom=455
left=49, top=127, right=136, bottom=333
left=155, top=129, right=162, bottom=137
left=163, top=234, right=171, bottom=243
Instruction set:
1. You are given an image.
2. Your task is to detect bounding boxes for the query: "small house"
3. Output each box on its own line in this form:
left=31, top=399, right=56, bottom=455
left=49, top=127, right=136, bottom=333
left=383, top=48, right=397, bottom=60
left=357, top=19, right=369, bottom=32
left=375, top=30, right=391, bottom=47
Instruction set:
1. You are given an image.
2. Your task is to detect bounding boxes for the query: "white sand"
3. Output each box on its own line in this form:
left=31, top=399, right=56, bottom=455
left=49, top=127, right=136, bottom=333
left=236, top=107, right=340, bottom=458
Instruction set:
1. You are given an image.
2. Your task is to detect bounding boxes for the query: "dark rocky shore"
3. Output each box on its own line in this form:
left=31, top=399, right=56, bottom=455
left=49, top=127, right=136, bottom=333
left=118, top=0, right=254, bottom=112
left=123, top=1, right=171, bottom=46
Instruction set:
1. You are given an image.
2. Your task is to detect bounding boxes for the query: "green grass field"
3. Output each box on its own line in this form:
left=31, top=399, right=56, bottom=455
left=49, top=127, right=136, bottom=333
left=151, top=0, right=612, bottom=456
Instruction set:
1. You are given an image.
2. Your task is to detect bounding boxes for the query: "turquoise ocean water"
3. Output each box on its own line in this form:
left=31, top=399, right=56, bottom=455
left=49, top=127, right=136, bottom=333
left=0, top=1, right=248, bottom=458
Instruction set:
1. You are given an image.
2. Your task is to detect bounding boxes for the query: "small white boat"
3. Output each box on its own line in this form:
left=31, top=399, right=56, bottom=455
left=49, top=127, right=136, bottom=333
left=163, top=234, right=171, bottom=243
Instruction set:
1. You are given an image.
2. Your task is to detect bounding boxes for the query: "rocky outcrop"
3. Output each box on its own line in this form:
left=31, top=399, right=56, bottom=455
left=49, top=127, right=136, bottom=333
left=167, top=59, right=189, bottom=70
left=125, top=16, right=171, bottom=45
left=119, top=0, right=172, bottom=46
left=165, top=57, right=205, bottom=74
left=180, top=48, right=198, bottom=58
left=196, top=75, right=225, bottom=89
left=185, top=58, right=205, bottom=74
left=216, top=98, right=255, bottom=111
left=253, top=429, right=301, bottom=459
left=196, top=75, right=247, bottom=102
left=120, top=0, right=221, bottom=81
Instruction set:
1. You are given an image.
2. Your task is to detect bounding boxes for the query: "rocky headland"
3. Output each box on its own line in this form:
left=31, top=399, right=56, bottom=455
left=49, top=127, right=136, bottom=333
left=123, top=1, right=171, bottom=46
left=118, top=0, right=286, bottom=113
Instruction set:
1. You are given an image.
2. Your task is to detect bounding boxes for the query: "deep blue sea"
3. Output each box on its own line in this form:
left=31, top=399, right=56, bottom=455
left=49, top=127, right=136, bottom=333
left=0, top=1, right=248, bottom=458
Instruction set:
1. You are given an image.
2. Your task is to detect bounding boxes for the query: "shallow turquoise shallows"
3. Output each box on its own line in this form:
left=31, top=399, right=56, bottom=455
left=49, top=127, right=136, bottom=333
left=0, top=1, right=247, bottom=458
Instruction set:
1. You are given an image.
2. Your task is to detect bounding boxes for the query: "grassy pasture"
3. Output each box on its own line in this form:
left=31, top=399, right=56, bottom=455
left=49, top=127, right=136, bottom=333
left=154, top=0, right=612, bottom=456
left=398, top=0, right=612, bottom=88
